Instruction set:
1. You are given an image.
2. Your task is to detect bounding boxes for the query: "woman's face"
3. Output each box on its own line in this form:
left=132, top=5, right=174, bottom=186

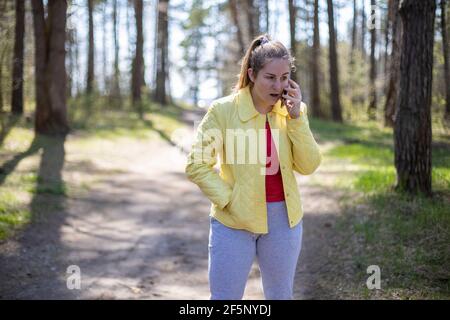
left=248, top=58, right=290, bottom=108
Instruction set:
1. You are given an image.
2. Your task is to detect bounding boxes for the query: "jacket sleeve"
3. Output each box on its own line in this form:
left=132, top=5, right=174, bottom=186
left=286, top=103, right=322, bottom=175
left=185, top=104, right=232, bottom=210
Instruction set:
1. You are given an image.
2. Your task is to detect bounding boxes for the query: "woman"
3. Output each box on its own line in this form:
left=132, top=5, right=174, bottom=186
left=185, top=34, right=322, bottom=300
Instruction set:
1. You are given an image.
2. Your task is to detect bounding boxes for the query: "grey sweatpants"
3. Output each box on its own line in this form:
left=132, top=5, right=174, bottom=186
left=208, top=200, right=303, bottom=300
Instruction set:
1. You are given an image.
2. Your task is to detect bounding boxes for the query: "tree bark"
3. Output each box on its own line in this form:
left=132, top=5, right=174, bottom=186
left=264, top=0, right=269, bottom=33
left=0, top=0, right=12, bottom=113
left=311, top=0, right=323, bottom=118
left=112, top=0, right=121, bottom=99
left=0, top=46, right=6, bottom=113
left=132, top=0, right=145, bottom=104
left=31, top=0, right=69, bottom=135
left=154, top=0, right=168, bottom=105
left=31, top=0, right=50, bottom=130
left=288, top=0, right=297, bottom=82
left=351, top=0, right=357, bottom=55
left=228, top=0, right=245, bottom=56
left=102, top=2, right=107, bottom=94
left=11, top=0, right=25, bottom=115
left=247, top=0, right=260, bottom=41
left=74, top=27, right=80, bottom=95
left=394, top=0, right=436, bottom=196
left=349, top=0, right=358, bottom=106
left=66, top=27, right=75, bottom=98
left=86, top=0, right=94, bottom=94
left=383, top=0, right=391, bottom=77
left=441, top=0, right=450, bottom=120
left=327, top=0, right=343, bottom=122
left=361, top=0, right=367, bottom=57
left=384, top=0, right=401, bottom=127
left=368, top=0, right=377, bottom=120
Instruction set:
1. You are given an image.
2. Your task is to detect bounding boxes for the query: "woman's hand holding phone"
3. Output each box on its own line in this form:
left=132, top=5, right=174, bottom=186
left=281, top=79, right=303, bottom=119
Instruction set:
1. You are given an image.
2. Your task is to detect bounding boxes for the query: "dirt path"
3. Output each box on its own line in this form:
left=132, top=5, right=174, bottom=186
left=0, top=110, right=343, bottom=299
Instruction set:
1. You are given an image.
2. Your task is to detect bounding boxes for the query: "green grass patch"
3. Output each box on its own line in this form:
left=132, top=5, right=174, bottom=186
left=27, top=180, right=67, bottom=196
left=312, top=118, right=450, bottom=299
left=343, top=192, right=450, bottom=298
left=353, top=168, right=396, bottom=193
left=68, top=94, right=189, bottom=141
left=0, top=191, right=31, bottom=241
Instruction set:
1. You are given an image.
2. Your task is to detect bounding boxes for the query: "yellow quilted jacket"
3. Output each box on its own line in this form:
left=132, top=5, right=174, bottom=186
left=185, top=85, right=322, bottom=234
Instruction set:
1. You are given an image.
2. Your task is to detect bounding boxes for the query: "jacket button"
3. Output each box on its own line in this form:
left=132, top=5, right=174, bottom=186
left=286, top=193, right=290, bottom=197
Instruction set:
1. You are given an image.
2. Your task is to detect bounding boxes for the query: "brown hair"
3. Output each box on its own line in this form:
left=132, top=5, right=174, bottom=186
left=233, top=34, right=296, bottom=92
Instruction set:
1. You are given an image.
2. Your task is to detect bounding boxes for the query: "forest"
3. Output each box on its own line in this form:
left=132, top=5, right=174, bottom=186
left=0, top=0, right=448, bottom=300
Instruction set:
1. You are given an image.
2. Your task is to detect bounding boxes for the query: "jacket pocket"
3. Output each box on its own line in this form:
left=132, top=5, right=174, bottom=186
left=226, top=183, right=240, bottom=215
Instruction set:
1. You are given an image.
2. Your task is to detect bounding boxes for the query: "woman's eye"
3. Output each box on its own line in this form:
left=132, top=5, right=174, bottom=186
left=265, top=76, right=287, bottom=81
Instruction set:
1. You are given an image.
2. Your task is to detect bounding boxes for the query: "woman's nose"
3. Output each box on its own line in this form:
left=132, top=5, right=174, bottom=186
left=272, top=81, right=282, bottom=92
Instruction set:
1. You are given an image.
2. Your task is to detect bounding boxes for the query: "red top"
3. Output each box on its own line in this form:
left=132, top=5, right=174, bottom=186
left=265, top=117, right=285, bottom=202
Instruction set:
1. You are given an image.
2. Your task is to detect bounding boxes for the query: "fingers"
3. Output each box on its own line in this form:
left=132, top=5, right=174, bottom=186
left=282, top=93, right=300, bottom=104
left=284, top=86, right=297, bottom=95
left=288, top=78, right=300, bottom=89
left=285, top=81, right=301, bottom=97
left=283, top=87, right=300, bottom=102
left=282, top=92, right=301, bottom=114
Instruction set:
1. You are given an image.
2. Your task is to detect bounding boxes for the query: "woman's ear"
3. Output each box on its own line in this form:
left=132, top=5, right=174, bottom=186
left=247, top=68, right=255, bottom=83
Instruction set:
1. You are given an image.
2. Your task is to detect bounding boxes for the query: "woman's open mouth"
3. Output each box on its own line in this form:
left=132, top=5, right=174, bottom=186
left=269, top=93, right=280, bottom=99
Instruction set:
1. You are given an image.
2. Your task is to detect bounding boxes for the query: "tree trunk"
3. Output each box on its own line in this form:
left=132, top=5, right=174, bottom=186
left=66, top=28, right=74, bottom=98
left=311, top=0, right=323, bottom=118
left=349, top=0, right=358, bottom=106
left=441, top=0, right=450, bottom=120
left=74, top=28, right=80, bottom=96
left=112, top=0, right=121, bottom=99
left=132, top=0, right=145, bottom=105
left=0, top=47, right=5, bottom=113
left=383, top=0, right=391, bottom=77
left=0, top=0, right=11, bottom=113
left=228, top=0, right=245, bottom=56
left=86, top=0, right=94, bottom=94
left=31, top=0, right=69, bottom=135
left=127, top=0, right=132, bottom=60
left=11, top=0, right=25, bottom=115
left=152, top=2, right=158, bottom=91
left=192, top=36, right=201, bottom=107
left=361, top=0, right=367, bottom=57
left=327, top=0, right=343, bottom=122
left=102, top=2, right=108, bottom=95
left=368, top=0, right=377, bottom=120
left=31, top=0, right=50, bottom=130
left=154, top=0, right=168, bottom=105
left=245, top=0, right=259, bottom=41
left=394, top=0, right=436, bottom=196
left=351, top=0, right=357, bottom=55
left=288, top=0, right=297, bottom=82
left=384, top=0, right=401, bottom=127
left=264, top=0, right=269, bottom=33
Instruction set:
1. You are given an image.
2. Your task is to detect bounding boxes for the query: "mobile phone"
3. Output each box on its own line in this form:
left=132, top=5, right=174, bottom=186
left=281, top=87, right=289, bottom=107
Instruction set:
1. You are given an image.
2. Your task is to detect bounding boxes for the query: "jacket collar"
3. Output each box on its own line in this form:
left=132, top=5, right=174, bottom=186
left=236, top=86, right=288, bottom=122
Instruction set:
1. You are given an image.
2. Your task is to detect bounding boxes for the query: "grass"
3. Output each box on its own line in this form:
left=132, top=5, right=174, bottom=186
left=68, top=94, right=189, bottom=141
left=0, top=190, right=31, bottom=240
left=309, top=117, right=450, bottom=299
left=0, top=96, right=189, bottom=241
